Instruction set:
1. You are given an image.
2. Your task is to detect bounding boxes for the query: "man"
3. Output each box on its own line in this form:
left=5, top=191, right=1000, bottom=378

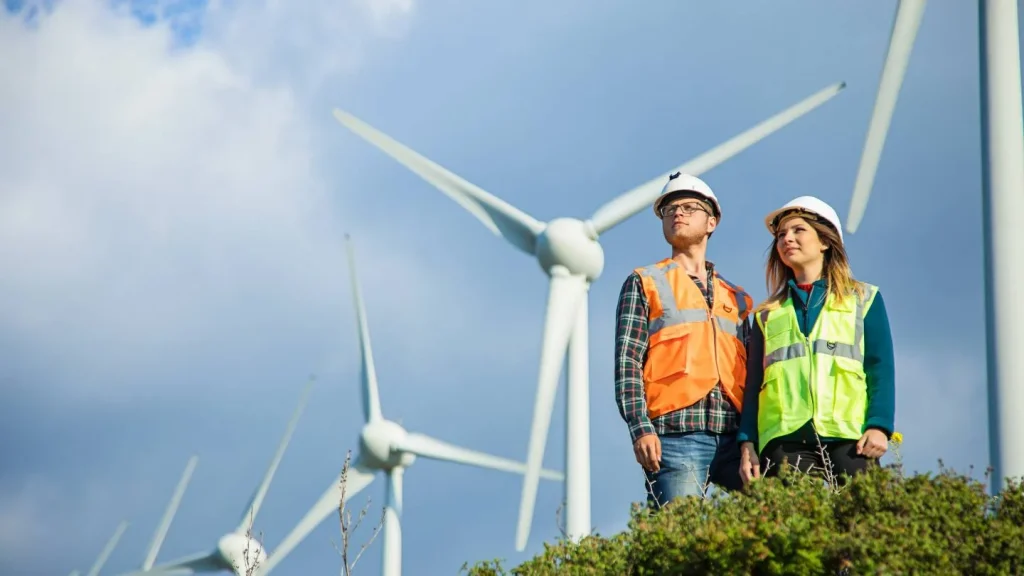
left=614, top=172, right=753, bottom=508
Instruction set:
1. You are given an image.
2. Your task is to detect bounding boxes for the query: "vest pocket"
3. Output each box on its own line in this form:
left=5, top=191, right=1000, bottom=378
left=829, top=356, right=867, bottom=424
left=764, top=314, right=791, bottom=340
left=645, top=334, right=691, bottom=384
left=714, top=327, right=746, bottom=388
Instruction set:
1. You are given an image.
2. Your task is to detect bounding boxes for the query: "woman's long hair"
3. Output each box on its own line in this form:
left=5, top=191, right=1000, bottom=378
left=755, top=215, right=863, bottom=313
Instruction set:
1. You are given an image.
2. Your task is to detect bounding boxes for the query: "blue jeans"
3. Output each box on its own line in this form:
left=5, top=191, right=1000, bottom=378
left=644, top=431, right=744, bottom=508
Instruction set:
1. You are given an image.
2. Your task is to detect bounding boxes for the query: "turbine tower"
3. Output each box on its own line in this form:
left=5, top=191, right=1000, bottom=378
left=331, top=81, right=847, bottom=550
left=843, top=0, right=1024, bottom=493
left=120, top=378, right=315, bottom=576
left=253, top=235, right=565, bottom=576
left=68, top=520, right=129, bottom=576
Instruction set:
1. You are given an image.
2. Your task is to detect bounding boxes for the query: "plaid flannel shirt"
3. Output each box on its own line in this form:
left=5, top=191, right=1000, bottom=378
left=614, top=261, right=751, bottom=443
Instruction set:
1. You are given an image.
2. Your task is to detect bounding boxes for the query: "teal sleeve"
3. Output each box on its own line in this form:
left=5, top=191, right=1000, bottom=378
left=863, top=290, right=896, bottom=437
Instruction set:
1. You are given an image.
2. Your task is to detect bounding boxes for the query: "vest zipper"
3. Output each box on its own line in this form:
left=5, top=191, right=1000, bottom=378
left=803, top=289, right=817, bottom=435
left=708, top=273, right=721, bottom=388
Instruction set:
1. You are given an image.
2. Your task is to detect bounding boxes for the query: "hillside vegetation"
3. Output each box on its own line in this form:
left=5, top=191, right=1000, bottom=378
left=462, top=442, right=1024, bottom=575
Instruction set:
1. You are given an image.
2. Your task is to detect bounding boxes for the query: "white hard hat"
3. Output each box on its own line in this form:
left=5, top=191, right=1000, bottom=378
left=653, top=172, right=721, bottom=220
left=764, top=195, right=844, bottom=244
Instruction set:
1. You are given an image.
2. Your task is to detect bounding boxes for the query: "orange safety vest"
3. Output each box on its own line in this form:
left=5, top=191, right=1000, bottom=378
left=634, top=259, right=753, bottom=419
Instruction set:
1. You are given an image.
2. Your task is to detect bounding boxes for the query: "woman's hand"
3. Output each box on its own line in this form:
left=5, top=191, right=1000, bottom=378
left=856, top=428, right=889, bottom=459
left=739, top=441, right=760, bottom=485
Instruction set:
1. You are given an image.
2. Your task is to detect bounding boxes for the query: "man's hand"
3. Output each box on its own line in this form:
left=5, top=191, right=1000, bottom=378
left=739, top=441, right=760, bottom=485
left=856, top=428, right=888, bottom=459
left=633, top=434, right=661, bottom=473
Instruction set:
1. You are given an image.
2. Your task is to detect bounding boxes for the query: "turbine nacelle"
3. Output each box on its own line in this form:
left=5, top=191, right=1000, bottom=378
left=217, top=533, right=267, bottom=575
left=534, top=218, right=604, bottom=281
left=360, top=420, right=415, bottom=469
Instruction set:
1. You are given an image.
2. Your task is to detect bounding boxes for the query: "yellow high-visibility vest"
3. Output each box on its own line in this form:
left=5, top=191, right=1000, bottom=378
left=755, top=283, right=878, bottom=453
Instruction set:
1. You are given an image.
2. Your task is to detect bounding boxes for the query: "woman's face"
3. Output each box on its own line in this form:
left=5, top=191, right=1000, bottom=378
left=775, top=215, right=828, bottom=269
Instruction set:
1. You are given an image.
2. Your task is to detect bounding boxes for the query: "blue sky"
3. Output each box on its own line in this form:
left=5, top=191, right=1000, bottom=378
left=0, top=0, right=1005, bottom=574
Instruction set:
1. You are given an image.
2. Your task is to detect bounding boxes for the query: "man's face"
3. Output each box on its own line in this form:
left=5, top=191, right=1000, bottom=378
left=660, top=195, right=716, bottom=246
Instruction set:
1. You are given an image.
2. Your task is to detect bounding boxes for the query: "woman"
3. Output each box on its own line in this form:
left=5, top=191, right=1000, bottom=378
left=737, top=196, right=895, bottom=485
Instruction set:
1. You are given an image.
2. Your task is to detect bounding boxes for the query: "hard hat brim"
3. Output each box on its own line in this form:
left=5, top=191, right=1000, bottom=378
left=764, top=206, right=843, bottom=243
left=653, top=190, right=721, bottom=220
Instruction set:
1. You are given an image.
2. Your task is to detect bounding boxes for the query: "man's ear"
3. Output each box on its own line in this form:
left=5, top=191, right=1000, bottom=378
left=707, top=215, right=718, bottom=234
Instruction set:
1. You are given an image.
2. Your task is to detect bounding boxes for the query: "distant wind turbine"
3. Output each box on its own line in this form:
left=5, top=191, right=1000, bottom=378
left=120, top=378, right=315, bottom=575
left=253, top=235, right=565, bottom=576
left=68, top=519, right=129, bottom=576
left=331, top=80, right=847, bottom=550
left=842, top=0, right=1024, bottom=493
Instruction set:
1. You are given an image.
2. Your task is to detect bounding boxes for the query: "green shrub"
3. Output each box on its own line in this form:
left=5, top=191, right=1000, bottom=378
left=462, top=461, right=1024, bottom=575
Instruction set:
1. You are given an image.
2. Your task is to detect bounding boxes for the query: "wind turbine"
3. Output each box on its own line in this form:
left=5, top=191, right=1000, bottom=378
left=120, top=378, right=315, bottom=575
left=330, top=80, right=847, bottom=550
left=252, top=235, right=565, bottom=576
left=842, top=0, right=1024, bottom=494
left=68, top=519, right=129, bottom=576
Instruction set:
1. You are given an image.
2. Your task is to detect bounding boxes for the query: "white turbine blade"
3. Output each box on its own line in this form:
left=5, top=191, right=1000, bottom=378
left=86, top=520, right=128, bottom=576
left=69, top=571, right=81, bottom=576
left=332, top=109, right=545, bottom=256
left=127, top=550, right=222, bottom=575
left=255, top=463, right=377, bottom=575
left=142, top=455, right=198, bottom=569
left=118, top=565, right=194, bottom=569
left=587, top=81, right=847, bottom=235
left=397, top=432, right=565, bottom=481
left=845, top=0, right=927, bottom=233
left=235, top=376, right=317, bottom=534
left=516, top=271, right=588, bottom=552
left=120, top=565, right=194, bottom=569
left=344, top=235, right=383, bottom=423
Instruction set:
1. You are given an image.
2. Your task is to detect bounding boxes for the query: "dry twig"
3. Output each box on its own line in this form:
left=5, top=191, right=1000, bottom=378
left=332, top=450, right=386, bottom=576
left=239, top=508, right=265, bottom=576
left=813, top=433, right=841, bottom=492
left=554, top=500, right=567, bottom=539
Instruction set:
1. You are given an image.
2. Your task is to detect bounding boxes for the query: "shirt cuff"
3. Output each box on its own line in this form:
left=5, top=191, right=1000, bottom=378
left=864, top=420, right=893, bottom=439
left=736, top=431, right=757, bottom=446
left=628, top=419, right=656, bottom=443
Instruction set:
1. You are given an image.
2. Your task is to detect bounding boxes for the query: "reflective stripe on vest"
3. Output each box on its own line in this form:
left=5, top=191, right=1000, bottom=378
left=754, top=282, right=878, bottom=454
left=634, top=259, right=753, bottom=419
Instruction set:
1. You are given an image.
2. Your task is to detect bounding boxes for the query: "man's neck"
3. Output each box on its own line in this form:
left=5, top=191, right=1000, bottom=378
left=671, top=242, right=709, bottom=277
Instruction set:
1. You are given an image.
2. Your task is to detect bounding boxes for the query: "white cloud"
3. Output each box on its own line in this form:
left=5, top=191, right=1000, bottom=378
left=200, top=0, right=415, bottom=94
left=357, top=0, right=416, bottom=36
left=0, top=0, right=423, bottom=406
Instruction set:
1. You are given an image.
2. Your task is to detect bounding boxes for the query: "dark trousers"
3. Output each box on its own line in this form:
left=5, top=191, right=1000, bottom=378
left=760, top=438, right=872, bottom=484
